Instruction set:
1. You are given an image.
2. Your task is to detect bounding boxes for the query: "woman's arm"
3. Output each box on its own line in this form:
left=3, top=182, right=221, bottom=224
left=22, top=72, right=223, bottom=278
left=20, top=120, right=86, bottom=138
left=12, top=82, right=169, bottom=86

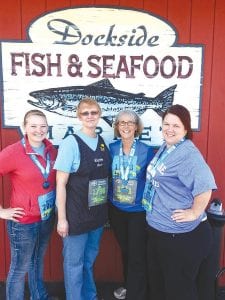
left=0, top=205, right=25, bottom=222
left=171, top=190, right=212, bottom=222
left=56, top=170, right=70, bottom=237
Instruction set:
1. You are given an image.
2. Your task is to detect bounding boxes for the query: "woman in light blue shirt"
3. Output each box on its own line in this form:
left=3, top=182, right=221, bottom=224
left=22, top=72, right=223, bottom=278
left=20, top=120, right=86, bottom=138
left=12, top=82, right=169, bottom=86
left=143, top=104, right=217, bottom=300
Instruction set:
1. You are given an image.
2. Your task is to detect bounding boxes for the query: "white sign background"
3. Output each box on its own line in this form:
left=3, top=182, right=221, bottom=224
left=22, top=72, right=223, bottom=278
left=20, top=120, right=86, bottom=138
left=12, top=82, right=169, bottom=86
left=0, top=7, right=203, bottom=146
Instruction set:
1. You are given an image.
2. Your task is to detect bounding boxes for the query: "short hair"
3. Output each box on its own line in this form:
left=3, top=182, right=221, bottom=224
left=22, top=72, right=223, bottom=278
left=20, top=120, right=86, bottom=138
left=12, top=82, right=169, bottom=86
left=162, top=104, right=193, bottom=140
left=113, top=110, right=143, bottom=138
left=76, top=97, right=101, bottom=117
left=23, top=109, right=47, bottom=126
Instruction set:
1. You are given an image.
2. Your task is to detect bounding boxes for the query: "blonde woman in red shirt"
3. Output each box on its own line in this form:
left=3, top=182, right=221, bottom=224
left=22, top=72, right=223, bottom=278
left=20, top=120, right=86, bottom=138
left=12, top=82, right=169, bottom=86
left=0, top=109, right=57, bottom=300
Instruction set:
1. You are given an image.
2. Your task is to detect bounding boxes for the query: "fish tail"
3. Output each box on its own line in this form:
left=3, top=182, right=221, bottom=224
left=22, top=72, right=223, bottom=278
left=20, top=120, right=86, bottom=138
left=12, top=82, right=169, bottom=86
left=154, top=84, right=177, bottom=116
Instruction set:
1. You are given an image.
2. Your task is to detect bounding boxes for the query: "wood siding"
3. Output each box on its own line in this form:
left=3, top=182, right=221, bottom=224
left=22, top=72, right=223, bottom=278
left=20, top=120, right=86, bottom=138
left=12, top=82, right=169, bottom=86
left=0, top=0, right=225, bottom=283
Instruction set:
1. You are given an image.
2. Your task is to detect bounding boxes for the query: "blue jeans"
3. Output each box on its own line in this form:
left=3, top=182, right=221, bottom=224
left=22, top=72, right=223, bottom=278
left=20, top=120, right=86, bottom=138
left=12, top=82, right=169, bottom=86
left=6, top=214, right=55, bottom=300
left=63, top=226, right=103, bottom=300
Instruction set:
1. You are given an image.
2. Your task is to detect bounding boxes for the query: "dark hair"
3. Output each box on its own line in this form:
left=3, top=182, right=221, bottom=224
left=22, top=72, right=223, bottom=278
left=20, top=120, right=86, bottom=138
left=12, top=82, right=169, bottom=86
left=162, top=104, right=193, bottom=140
left=113, top=110, right=143, bottom=138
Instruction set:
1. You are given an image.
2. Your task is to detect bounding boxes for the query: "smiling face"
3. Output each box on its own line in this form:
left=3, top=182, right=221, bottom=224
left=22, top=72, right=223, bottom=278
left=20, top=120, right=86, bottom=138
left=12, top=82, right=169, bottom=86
left=78, top=103, right=101, bottom=130
left=162, top=113, right=187, bottom=147
left=24, top=114, right=48, bottom=147
left=117, top=113, right=137, bottom=142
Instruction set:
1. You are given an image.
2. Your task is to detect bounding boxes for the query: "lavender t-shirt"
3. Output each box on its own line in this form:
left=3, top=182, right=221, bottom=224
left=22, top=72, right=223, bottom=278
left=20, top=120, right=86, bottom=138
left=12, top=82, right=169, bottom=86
left=146, top=140, right=217, bottom=233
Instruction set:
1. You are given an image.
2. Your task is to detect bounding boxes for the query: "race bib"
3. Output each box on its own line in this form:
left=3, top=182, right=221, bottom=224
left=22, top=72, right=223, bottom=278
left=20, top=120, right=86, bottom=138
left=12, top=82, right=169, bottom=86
left=38, top=190, right=56, bottom=220
left=88, top=178, right=108, bottom=207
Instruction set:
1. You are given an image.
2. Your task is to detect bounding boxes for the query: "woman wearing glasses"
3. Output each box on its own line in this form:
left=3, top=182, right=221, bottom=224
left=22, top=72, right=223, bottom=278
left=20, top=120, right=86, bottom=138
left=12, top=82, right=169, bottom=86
left=109, top=110, right=154, bottom=300
left=54, top=98, right=110, bottom=300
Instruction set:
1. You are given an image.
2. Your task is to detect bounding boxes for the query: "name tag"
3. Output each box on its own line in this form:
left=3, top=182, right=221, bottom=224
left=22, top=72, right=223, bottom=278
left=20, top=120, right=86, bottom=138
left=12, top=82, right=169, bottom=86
left=38, top=190, right=56, bottom=220
left=88, top=178, right=108, bottom=207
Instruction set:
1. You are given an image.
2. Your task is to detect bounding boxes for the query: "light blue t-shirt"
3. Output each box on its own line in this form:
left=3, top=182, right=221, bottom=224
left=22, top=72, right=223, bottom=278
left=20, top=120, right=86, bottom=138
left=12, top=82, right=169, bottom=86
left=146, top=139, right=217, bottom=233
left=54, top=131, right=99, bottom=173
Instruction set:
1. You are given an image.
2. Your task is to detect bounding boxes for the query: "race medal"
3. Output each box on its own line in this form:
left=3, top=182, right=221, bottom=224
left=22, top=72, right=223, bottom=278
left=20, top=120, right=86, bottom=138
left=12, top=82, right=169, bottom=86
left=43, top=181, right=50, bottom=189
left=113, top=179, right=137, bottom=204
left=88, top=178, right=108, bottom=207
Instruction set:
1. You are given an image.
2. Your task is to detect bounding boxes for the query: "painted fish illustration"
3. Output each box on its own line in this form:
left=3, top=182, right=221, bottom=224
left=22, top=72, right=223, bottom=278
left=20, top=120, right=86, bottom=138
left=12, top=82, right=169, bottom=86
left=28, top=79, right=177, bottom=126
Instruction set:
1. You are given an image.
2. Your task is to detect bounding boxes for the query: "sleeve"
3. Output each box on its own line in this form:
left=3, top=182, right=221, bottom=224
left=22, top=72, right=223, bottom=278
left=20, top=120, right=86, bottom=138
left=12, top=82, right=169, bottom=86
left=54, top=135, right=80, bottom=173
left=177, top=150, right=217, bottom=197
left=0, top=145, right=17, bottom=175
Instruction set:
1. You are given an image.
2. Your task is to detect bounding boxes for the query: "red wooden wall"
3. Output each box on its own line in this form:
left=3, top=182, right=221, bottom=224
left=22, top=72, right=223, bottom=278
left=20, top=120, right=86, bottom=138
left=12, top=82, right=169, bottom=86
left=0, top=0, right=225, bottom=283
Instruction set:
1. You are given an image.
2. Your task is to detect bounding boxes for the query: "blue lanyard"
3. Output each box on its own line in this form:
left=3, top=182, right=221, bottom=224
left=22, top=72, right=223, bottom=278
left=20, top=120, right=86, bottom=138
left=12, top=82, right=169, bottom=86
left=142, top=138, right=185, bottom=212
left=119, top=139, right=136, bottom=183
left=22, top=138, right=51, bottom=183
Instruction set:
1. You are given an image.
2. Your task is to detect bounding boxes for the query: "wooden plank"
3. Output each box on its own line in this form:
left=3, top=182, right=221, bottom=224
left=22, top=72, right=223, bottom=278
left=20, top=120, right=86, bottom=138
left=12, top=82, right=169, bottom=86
left=119, top=0, right=144, bottom=10
left=206, top=0, right=225, bottom=279
left=94, top=230, right=123, bottom=281
left=0, top=221, right=6, bottom=280
left=70, top=0, right=95, bottom=5
left=190, top=0, right=215, bottom=156
left=94, top=0, right=120, bottom=5
left=0, top=0, right=21, bottom=39
left=46, top=0, right=71, bottom=11
left=168, top=0, right=191, bottom=43
left=20, top=0, right=46, bottom=40
left=143, top=0, right=168, bottom=18
left=49, top=230, right=64, bottom=280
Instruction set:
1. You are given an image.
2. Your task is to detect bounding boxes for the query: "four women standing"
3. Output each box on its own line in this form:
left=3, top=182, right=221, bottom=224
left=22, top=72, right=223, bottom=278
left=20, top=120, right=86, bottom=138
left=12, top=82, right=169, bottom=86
left=0, top=102, right=217, bottom=300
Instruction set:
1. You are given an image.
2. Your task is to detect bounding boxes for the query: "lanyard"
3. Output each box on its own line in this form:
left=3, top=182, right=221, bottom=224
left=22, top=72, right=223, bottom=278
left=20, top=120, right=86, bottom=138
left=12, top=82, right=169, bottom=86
left=142, top=138, right=185, bottom=212
left=149, top=138, right=185, bottom=176
left=22, top=138, right=51, bottom=189
left=119, top=139, right=136, bottom=183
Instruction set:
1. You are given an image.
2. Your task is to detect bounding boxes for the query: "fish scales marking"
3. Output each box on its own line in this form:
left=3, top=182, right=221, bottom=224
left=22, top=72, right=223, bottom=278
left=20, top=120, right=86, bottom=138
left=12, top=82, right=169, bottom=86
left=28, top=79, right=177, bottom=125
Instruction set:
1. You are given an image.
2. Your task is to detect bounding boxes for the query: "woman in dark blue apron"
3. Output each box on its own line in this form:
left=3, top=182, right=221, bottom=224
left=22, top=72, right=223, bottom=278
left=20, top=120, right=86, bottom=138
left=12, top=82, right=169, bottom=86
left=54, top=98, right=110, bottom=300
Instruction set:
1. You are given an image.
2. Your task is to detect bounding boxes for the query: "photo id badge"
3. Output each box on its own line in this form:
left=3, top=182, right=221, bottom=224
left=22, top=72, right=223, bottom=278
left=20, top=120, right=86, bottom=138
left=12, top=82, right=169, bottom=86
left=113, top=179, right=137, bottom=204
left=38, top=190, right=56, bottom=220
left=88, top=178, right=108, bottom=207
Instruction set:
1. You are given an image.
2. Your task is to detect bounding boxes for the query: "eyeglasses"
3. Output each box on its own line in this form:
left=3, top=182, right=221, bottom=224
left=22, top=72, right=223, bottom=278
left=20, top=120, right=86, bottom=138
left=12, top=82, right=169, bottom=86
left=80, top=111, right=99, bottom=116
left=118, top=121, right=136, bottom=127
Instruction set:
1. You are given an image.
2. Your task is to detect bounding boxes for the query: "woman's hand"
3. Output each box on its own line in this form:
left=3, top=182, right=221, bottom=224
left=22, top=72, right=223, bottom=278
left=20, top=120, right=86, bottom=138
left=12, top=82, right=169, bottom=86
left=171, top=209, right=197, bottom=222
left=171, top=190, right=212, bottom=223
left=57, top=219, right=69, bottom=238
left=0, top=207, right=25, bottom=222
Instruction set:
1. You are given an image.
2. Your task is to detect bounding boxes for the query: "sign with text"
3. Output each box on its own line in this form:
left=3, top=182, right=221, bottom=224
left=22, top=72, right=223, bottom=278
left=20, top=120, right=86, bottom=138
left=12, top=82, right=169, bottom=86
left=0, top=7, right=203, bottom=146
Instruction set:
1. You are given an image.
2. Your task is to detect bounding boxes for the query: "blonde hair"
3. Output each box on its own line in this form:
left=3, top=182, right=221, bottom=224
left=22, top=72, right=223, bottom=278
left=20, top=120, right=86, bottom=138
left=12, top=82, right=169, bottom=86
left=76, top=97, right=101, bottom=117
left=23, top=109, right=47, bottom=126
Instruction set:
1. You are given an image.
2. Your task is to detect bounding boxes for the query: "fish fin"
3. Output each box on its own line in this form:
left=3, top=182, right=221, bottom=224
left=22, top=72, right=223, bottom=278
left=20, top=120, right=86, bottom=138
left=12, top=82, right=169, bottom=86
left=154, top=85, right=177, bottom=116
left=102, top=116, right=114, bottom=126
left=88, top=79, right=115, bottom=89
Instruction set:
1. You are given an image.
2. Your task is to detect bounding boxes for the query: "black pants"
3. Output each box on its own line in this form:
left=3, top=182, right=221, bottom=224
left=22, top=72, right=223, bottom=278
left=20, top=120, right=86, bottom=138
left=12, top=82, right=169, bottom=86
left=147, top=221, right=213, bottom=300
left=109, top=203, right=148, bottom=300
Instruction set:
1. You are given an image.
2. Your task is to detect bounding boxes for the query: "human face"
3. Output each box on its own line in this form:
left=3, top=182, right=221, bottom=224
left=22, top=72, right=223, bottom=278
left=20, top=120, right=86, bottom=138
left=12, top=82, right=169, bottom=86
left=78, top=104, right=100, bottom=129
left=117, top=114, right=137, bottom=141
left=24, top=115, right=48, bottom=147
left=162, top=113, right=187, bottom=147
